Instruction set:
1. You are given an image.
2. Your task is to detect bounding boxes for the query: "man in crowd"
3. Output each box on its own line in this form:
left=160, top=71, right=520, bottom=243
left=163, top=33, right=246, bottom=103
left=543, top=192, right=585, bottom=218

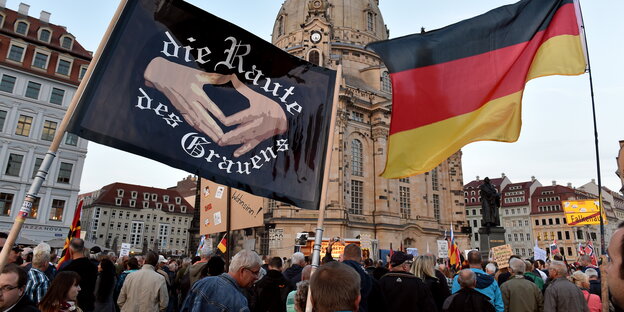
left=0, top=264, right=39, bottom=311
left=118, top=251, right=168, bottom=311
left=543, top=260, right=589, bottom=312
left=341, top=243, right=384, bottom=312
left=283, top=252, right=305, bottom=285
left=254, top=257, right=294, bottom=312
left=451, top=250, right=504, bottom=312
left=89, top=246, right=102, bottom=267
left=607, top=222, right=624, bottom=312
left=500, top=258, right=543, bottom=312
left=310, top=261, right=360, bottom=312
left=25, top=243, right=50, bottom=304
left=579, top=254, right=599, bottom=277
left=189, top=247, right=211, bottom=286
left=442, top=269, right=495, bottom=312
left=585, top=268, right=600, bottom=298
left=182, top=250, right=263, bottom=311
left=533, top=260, right=548, bottom=281
left=378, top=251, right=436, bottom=311
left=59, top=238, right=97, bottom=312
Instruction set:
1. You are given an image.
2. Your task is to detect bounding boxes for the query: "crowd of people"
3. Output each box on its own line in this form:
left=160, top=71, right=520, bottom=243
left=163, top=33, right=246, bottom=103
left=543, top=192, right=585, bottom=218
left=0, top=222, right=621, bottom=312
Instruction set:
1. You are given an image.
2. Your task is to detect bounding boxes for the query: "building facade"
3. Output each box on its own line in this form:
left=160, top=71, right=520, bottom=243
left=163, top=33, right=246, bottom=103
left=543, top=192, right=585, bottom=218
left=530, top=184, right=599, bottom=258
left=0, top=3, right=90, bottom=241
left=244, top=0, right=468, bottom=258
left=499, top=179, right=541, bottom=257
left=80, top=182, right=194, bottom=255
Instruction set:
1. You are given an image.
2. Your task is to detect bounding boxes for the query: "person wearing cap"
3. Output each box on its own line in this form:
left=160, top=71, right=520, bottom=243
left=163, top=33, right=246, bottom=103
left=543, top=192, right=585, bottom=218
left=89, top=246, right=102, bottom=267
left=378, top=251, right=436, bottom=311
left=59, top=238, right=98, bottom=312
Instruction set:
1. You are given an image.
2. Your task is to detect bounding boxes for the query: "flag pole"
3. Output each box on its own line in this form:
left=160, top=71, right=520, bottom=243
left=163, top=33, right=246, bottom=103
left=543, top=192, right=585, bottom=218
left=0, top=0, right=128, bottom=273
left=304, top=65, right=342, bottom=312
left=225, top=186, right=231, bottom=269
left=574, top=0, right=605, bottom=256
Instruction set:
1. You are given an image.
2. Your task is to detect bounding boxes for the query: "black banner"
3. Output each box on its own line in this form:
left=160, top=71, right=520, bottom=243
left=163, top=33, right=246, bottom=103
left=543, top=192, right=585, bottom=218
left=68, top=0, right=336, bottom=210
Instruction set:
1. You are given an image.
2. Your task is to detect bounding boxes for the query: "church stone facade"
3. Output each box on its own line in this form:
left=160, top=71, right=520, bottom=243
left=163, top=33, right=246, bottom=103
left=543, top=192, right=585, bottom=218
left=255, top=0, right=468, bottom=258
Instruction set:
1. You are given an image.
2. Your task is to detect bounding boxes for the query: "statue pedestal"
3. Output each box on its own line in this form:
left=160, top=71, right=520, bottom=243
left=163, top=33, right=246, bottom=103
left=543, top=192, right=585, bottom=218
left=478, top=226, right=506, bottom=259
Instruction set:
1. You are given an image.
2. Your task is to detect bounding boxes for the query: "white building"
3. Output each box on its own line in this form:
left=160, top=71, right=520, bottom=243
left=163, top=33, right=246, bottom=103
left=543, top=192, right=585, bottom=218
left=0, top=3, right=90, bottom=241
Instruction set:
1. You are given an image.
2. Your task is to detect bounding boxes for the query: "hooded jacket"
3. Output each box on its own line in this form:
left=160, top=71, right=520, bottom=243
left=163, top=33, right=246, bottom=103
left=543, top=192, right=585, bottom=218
left=452, top=268, right=504, bottom=312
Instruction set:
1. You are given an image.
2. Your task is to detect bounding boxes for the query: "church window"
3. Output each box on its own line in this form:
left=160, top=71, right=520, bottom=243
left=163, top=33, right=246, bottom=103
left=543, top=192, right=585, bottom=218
left=351, top=139, right=363, bottom=176
left=308, top=50, right=320, bottom=66
left=381, top=71, right=391, bottom=92
left=367, top=12, right=374, bottom=31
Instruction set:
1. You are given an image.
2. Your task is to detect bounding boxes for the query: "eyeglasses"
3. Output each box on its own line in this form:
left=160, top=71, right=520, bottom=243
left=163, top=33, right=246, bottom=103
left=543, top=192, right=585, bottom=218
left=0, top=285, right=18, bottom=293
left=245, top=268, right=260, bottom=276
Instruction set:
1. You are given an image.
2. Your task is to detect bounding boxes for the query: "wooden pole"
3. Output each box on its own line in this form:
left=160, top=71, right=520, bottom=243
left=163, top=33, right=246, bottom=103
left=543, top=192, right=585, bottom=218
left=0, top=0, right=128, bottom=272
left=304, top=65, right=342, bottom=312
left=225, top=186, right=232, bottom=269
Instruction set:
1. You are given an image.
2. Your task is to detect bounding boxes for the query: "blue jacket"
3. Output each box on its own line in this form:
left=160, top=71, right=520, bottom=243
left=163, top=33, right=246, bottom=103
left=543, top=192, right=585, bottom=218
left=181, top=273, right=249, bottom=312
left=452, top=268, right=503, bottom=312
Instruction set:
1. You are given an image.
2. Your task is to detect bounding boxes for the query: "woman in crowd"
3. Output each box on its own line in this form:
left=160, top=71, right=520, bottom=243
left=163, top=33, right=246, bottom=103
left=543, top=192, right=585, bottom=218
left=94, top=258, right=117, bottom=312
left=412, top=255, right=450, bottom=311
left=570, top=271, right=601, bottom=312
left=38, top=271, right=82, bottom=312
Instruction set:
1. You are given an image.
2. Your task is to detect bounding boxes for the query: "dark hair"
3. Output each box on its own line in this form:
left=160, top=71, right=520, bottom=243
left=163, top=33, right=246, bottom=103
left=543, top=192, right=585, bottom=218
left=269, top=257, right=283, bottom=269
left=0, top=232, right=8, bottom=239
left=2, top=263, right=27, bottom=288
left=127, top=257, right=139, bottom=270
left=364, top=258, right=374, bottom=267
left=191, top=256, right=201, bottom=264
left=145, top=251, right=158, bottom=266
left=39, top=271, right=81, bottom=312
left=207, top=256, right=225, bottom=276
left=467, top=250, right=482, bottom=265
left=69, top=238, right=85, bottom=252
left=95, top=259, right=116, bottom=302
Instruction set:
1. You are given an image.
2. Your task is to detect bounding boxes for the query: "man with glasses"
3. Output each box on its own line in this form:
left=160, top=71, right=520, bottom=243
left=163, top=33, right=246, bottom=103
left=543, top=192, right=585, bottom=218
left=378, top=251, right=436, bottom=311
left=0, top=263, right=39, bottom=311
left=182, top=249, right=263, bottom=312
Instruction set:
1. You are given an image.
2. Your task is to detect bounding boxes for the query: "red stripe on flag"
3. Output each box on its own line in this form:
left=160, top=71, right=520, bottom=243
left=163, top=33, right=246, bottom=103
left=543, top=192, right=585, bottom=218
left=388, top=3, right=579, bottom=135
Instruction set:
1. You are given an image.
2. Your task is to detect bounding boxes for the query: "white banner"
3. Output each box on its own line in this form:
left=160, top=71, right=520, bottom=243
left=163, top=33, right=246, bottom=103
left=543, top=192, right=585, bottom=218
left=437, top=240, right=449, bottom=258
left=120, top=243, right=131, bottom=257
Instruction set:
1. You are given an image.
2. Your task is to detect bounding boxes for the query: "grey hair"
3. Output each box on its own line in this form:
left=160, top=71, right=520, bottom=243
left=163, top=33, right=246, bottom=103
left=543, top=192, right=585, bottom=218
left=485, top=263, right=497, bottom=274
left=199, top=246, right=212, bottom=259
left=585, top=268, right=598, bottom=278
left=229, top=250, right=263, bottom=273
left=32, top=243, right=51, bottom=268
left=509, top=258, right=525, bottom=275
left=292, top=252, right=305, bottom=265
left=458, top=269, right=476, bottom=288
left=550, top=261, right=568, bottom=276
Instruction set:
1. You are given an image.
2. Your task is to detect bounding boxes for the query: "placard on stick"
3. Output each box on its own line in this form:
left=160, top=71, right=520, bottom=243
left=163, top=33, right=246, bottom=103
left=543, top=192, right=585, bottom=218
left=491, top=244, right=513, bottom=269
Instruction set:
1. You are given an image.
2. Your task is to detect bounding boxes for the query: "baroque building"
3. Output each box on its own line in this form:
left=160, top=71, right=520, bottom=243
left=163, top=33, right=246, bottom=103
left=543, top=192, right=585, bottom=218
left=256, top=0, right=468, bottom=258
left=80, top=182, right=194, bottom=255
left=0, top=2, right=90, bottom=241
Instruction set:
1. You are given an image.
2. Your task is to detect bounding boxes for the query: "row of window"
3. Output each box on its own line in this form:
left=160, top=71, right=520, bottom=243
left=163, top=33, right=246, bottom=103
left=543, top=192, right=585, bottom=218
left=504, top=191, right=524, bottom=196
left=537, top=196, right=561, bottom=202
left=100, top=232, right=187, bottom=249
left=504, top=196, right=525, bottom=203
left=0, top=192, right=66, bottom=220
left=538, top=205, right=561, bottom=212
left=6, top=42, right=85, bottom=79
left=113, top=197, right=186, bottom=212
left=507, top=232, right=532, bottom=242
left=535, top=217, right=567, bottom=226
left=115, top=189, right=181, bottom=204
left=105, top=209, right=189, bottom=225
left=5, top=153, right=73, bottom=183
left=536, top=230, right=572, bottom=241
left=102, top=221, right=186, bottom=235
left=3, top=16, right=75, bottom=49
left=0, top=109, right=79, bottom=145
left=0, top=74, right=71, bottom=105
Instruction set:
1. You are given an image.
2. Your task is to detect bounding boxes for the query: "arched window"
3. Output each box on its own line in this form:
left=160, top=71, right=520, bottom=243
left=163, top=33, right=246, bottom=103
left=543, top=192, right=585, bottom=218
left=351, top=139, right=363, bottom=176
left=381, top=71, right=391, bottom=92
left=277, top=16, right=284, bottom=36
left=39, top=29, right=51, bottom=42
left=308, top=50, right=320, bottom=66
left=61, top=36, right=73, bottom=49
left=15, top=21, right=28, bottom=35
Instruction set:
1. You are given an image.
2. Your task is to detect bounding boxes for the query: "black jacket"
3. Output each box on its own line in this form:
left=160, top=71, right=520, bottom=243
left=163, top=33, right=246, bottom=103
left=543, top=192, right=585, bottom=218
left=425, top=270, right=451, bottom=311
left=342, top=260, right=373, bottom=312
left=378, top=271, right=437, bottom=311
left=282, top=264, right=303, bottom=285
left=442, top=288, right=495, bottom=312
left=7, top=295, right=40, bottom=312
left=254, top=270, right=295, bottom=312
left=60, top=257, right=98, bottom=312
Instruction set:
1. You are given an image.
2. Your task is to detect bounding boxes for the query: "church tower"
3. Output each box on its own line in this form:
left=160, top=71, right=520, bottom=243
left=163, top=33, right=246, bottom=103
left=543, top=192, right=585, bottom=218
left=260, top=0, right=469, bottom=258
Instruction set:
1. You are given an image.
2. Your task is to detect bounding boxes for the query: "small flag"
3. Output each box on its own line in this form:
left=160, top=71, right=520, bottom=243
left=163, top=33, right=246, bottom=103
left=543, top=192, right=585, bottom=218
left=366, top=0, right=586, bottom=177
left=583, top=240, right=597, bottom=265
left=57, top=199, right=83, bottom=268
left=217, top=233, right=227, bottom=254
left=449, top=227, right=461, bottom=268
left=550, top=239, right=560, bottom=256
left=195, top=235, right=206, bottom=257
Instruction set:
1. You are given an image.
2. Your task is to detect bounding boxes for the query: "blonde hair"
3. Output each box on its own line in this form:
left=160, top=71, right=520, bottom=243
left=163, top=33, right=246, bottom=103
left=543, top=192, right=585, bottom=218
left=570, top=270, right=589, bottom=289
left=411, top=255, right=437, bottom=280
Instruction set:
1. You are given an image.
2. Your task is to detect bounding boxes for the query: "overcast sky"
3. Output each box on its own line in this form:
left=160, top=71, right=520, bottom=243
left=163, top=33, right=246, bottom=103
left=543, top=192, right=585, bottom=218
left=11, top=0, right=623, bottom=194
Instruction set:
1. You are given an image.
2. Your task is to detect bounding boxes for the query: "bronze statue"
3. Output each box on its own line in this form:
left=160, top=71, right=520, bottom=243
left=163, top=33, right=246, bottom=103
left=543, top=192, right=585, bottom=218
left=480, top=177, right=501, bottom=227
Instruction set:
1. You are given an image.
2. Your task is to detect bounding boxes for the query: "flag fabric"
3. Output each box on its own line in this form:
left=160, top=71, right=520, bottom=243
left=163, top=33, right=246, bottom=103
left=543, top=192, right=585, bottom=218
left=217, top=233, right=227, bottom=254
left=578, top=242, right=585, bottom=256
left=449, top=227, right=461, bottom=268
left=550, top=239, right=560, bottom=256
left=57, top=199, right=83, bottom=269
left=195, top=235, right=206, bottom=257
left=67, top=0, right=337, bottom=210
left=366, top=0, right=586, bottom=178
left=583, top=240, right=597, bottom=265
left=389, top=243, right=394, bottom=258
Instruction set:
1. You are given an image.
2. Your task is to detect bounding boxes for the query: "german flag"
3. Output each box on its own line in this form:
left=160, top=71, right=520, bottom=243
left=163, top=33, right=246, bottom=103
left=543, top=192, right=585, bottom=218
left=57, top=199, right=83, bottom=268
left=367, top=0, right=586, bottom=178
left=217, top=233, right=227, bottom=254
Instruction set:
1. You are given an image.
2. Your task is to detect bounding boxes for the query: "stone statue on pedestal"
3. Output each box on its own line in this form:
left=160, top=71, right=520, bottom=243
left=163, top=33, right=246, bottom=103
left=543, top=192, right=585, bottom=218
left=480, top=177, right=501, bottom=227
